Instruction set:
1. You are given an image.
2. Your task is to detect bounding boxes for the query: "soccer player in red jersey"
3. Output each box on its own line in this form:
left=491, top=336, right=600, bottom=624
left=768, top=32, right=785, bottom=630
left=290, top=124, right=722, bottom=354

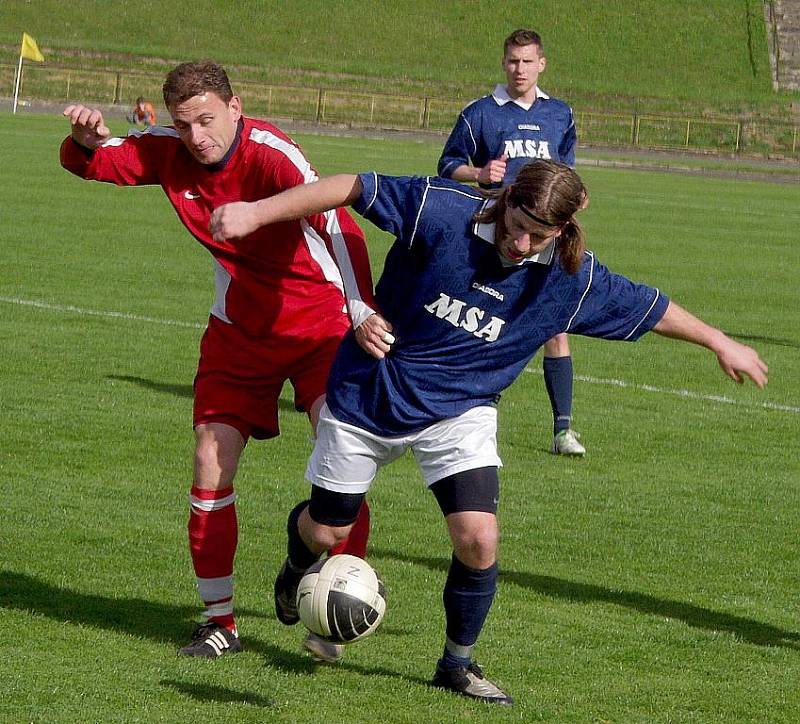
left=60, top=61, right=382, bottom=662
left=126, top=96, right=156, bottom=128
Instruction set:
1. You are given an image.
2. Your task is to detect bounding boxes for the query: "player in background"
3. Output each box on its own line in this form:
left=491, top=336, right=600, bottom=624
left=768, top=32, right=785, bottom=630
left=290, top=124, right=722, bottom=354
left=439, top=28, right=586, bottom=456
left=126, top=96, right=157, bottom=128
left=208, top=160, right=767, bottom=704
left=60, top=61, right=383, bottom=663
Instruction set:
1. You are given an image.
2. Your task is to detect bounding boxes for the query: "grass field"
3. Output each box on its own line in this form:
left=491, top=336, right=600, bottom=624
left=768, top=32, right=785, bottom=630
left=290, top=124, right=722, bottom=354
left=1, top=111, right=799, bottom=723
left=0, top=0, right=790, bottom=117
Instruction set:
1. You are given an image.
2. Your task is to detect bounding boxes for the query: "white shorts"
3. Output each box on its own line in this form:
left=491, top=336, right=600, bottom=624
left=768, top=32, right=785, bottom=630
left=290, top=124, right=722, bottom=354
left=306, top=403, right=502, bottom=494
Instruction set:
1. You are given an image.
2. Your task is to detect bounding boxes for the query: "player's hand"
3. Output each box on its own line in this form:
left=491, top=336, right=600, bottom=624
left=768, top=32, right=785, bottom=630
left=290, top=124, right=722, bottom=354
left=63, top=104, right=111, bottom=150
left=715, top=338, right=768, bottom=388
left=477, top=154, right=508, bottom=185
left=355, top=313, right=395, bottom=360
left=209, top=202, right=260, bottom=242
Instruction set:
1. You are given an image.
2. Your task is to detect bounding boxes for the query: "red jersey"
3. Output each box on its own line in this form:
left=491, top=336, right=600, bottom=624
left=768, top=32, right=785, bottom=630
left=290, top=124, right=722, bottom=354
left=60, top=117, right=375, bottom=340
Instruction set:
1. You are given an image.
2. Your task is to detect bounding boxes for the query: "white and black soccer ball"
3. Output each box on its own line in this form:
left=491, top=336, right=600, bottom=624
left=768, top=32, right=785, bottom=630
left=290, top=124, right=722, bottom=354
left=297, top=554, right=386, bottom=644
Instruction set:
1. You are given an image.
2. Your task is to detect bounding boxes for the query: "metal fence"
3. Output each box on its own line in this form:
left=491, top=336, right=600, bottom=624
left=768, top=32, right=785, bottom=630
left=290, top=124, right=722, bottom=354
left=5, top=63, right=798, bottom=157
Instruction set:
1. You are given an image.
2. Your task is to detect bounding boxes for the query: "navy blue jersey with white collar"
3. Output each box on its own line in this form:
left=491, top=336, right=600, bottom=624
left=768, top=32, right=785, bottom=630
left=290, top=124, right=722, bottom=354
left=438, top=84, right=576, bottom=187
left=325, top=174, right=668, bottom=436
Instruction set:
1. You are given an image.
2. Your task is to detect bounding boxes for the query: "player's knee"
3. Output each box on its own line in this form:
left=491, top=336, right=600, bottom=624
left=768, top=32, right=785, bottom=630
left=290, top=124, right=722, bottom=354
left=451, top=519, right=498, bottom=570
left=193, top=428, right=243, bottom=489
left=306, top=520, right=354, bottom=551
left=306, top=485, right=364, bottom=549
left=544, top=332, right=570, bottom=357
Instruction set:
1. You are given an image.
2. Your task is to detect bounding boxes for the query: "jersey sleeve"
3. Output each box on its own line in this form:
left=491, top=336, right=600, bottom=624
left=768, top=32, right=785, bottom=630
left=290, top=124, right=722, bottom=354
left=437, top=110, right=478, bottom=178
left=59, top=134, right=165, bottom=186
left=353, top=173, right=430, bottom=249
left=264, top=140, right=378, bottom=327
left=565, top=254, right=669, bottom=341
left=309, top=206, right=378, bottom=328
left=559, top=107, right=577, bottom=167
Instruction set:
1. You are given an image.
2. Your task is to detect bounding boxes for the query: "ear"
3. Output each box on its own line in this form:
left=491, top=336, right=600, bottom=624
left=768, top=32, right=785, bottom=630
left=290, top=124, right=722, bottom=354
left=229, top=95, right=242, bottom=121
left=539, top=55, right=547, bottom=73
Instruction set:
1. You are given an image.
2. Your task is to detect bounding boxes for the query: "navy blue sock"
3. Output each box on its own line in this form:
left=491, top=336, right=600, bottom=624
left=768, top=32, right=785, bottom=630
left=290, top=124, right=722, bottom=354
left=285, top=500, right=319, bottom=588
left=543, top=355, right=574, bottom=435
left=439, top=554, right=498, bottom=670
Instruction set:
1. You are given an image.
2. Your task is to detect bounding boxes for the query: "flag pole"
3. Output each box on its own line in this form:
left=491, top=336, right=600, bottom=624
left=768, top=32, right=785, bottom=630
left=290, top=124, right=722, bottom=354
left=13, top=53, right=23, bottom=114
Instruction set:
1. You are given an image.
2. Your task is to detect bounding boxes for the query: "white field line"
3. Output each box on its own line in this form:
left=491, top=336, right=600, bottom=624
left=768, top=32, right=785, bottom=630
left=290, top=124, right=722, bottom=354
left=1, top=295, right=205, bottom=329
left=524, top=367, right=800, bottom=415
left=4, top=295, right=797, bottom=415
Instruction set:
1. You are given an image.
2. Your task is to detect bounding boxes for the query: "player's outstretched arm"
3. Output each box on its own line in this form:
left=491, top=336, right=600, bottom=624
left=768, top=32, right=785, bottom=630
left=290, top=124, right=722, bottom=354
left=63, top=104, right=111, bottom=150
left=209, top=174, right=363, bottom=242
left=652, top=301, right=768, bottom=388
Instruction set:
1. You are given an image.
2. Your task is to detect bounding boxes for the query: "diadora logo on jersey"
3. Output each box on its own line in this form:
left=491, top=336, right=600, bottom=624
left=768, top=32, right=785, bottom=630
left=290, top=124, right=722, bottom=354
left=184, top=190, right=201, bottom=200
left=472, top=282, right=504, bottom=301
left=424, top=293, right=506, bottom=342
left=502, top=139, right=551, bottom=160
left=517, top=124, right=540, bottom=131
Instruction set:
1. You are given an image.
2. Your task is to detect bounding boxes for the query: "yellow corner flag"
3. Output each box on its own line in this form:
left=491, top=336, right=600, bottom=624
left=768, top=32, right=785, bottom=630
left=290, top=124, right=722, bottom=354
left=21, top=32, right=45, bottom=62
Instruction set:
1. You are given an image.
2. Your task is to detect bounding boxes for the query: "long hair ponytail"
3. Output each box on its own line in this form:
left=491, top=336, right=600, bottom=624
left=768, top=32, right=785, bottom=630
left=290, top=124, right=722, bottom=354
left=473, top=160, right=587, bottom=274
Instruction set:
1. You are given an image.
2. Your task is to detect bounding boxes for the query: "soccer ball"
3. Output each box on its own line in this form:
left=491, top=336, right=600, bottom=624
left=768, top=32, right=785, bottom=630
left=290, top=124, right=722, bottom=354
left=296, top=554, right=386, bottom=644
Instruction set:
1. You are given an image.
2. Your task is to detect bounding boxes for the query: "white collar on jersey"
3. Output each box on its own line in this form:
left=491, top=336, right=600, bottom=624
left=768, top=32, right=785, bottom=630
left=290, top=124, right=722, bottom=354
left=491, top=84, right=549, bottom=111
left=472, top=200, right=557, bottom=267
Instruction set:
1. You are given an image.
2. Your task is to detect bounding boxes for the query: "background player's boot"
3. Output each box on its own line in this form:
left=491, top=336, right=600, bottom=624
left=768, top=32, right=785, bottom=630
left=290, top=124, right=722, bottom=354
left=178, top=622, right=241, bottom=658
left=551, top=429, right=586, bottom=456
left=303, top=632, right=344, bottom=663
left=432, top=661, right=513, bottom=705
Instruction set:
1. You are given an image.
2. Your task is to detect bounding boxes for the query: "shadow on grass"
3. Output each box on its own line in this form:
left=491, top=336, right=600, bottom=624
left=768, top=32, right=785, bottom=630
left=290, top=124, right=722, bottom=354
left=370, top=548, right=800, bottom=650
left=243, top=639, right=421, bottom=684
left=161, top=680, right=274, bottom=708
left=0, top=570, right=262, bottom=646
left=725, top=332, right=799, bottom=349
left=107, top=374, right=193, bottom=398
left=107, top=374, right=301, bottom=412
left=1, top=570, right=428, bottom=688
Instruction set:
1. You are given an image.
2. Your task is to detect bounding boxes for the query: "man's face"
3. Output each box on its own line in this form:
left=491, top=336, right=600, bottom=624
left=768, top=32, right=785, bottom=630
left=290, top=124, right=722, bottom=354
left=502, top=43, right=546, bottom=100
left=496, top=203, right=561, bottom=263
left=169, top=92, right=242, bottom=165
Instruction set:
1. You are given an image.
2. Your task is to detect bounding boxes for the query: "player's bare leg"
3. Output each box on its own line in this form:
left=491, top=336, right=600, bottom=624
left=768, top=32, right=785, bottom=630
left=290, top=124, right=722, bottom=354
left=180, top=422, right=246, bottom=657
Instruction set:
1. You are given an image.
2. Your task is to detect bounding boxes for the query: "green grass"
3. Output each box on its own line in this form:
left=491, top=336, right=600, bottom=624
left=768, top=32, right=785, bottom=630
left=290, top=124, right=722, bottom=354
left=0, top=0, right=794, bottom=117
left=2, top=111, right=800, bottom=722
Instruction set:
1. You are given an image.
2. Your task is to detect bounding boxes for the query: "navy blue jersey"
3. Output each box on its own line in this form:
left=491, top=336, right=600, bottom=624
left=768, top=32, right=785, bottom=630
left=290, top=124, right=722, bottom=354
left=325, top=174, right=668, bottom=436
left=438, top=85, right=576, bottom=187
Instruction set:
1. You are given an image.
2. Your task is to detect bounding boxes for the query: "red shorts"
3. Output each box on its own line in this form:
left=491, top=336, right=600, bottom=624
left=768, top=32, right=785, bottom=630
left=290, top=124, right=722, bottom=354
left=193, top=314, right=349, bottom=440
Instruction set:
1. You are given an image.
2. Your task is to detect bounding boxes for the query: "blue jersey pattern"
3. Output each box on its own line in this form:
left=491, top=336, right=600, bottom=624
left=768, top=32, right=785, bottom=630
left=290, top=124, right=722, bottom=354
left=325, top=174, right=669, bottom=436
left=438, top=87, right=576, bottom=187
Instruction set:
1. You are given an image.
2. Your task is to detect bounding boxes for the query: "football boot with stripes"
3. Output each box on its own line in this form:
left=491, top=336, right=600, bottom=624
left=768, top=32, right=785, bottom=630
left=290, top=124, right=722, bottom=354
left=551, top=428, right=586, bottom=456
left=178, top=622, right=241, bottom=658
left=432, top=661, right=513, bottom=705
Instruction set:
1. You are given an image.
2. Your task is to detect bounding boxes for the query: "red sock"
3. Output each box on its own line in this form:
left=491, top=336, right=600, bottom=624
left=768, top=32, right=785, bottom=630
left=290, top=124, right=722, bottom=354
left=188, top=485, right=238, bottom=633
left=328, top=499, right=370, bottom=558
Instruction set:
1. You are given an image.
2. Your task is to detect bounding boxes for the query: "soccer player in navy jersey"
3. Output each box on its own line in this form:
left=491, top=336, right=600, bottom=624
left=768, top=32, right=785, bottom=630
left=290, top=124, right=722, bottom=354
left=60, top=61, right=382, bottom=662
left=208, top=160, right=767, bottom=704
left=439, top=28, right=586, bottom=456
